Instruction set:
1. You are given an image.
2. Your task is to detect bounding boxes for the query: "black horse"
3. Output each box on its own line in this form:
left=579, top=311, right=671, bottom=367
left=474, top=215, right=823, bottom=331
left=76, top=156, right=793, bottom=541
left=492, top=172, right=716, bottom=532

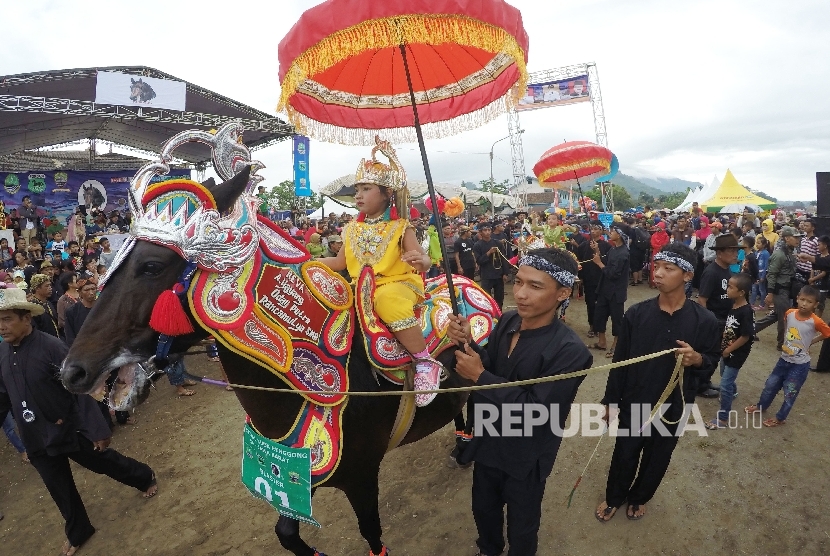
left=82, top=183, right=105, bottom=210
left=129, top=78, right=157, bottom=103
left=61, top=169, right=486, bottom=556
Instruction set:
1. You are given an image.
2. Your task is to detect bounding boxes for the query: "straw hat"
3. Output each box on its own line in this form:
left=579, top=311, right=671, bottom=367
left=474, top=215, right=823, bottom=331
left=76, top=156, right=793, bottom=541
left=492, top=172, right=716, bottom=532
left=0, top=286, right=44, bottom=315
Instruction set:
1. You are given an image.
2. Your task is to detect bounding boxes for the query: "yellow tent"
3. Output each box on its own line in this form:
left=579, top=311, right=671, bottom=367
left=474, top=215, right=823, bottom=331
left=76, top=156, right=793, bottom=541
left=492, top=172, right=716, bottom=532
left=701, top=169, right=776, bottom=212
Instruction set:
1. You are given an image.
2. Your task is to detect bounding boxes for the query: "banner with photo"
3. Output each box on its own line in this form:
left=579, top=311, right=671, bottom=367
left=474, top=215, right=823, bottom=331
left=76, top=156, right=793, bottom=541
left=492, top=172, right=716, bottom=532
left=293, top=135, right=312, bottom=197
left=95, top=71, right=187, bottom=111
left=517, top=75, right=590, bottom=111
left=0, top=169, right=191, bottom=229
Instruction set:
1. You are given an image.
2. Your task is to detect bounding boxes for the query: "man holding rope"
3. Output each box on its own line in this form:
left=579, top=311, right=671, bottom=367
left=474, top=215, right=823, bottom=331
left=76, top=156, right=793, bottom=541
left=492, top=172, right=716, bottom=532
left=595, top=242, right=721, bottom=522
left=447, top=248, right=592, bottom=556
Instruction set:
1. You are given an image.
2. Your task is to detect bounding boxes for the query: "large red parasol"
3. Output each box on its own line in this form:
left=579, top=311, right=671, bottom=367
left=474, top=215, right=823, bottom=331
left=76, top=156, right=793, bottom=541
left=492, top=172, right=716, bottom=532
left=278, top=0, right=529, bottom=314
left=277, top=0, right=528, bottom=145
left=532, top=141, right=614, bottom=189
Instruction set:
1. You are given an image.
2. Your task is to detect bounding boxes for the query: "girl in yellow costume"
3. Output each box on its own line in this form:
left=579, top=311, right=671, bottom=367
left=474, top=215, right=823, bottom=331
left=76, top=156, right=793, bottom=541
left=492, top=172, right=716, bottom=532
left=318, top=137, right=442, bottom=407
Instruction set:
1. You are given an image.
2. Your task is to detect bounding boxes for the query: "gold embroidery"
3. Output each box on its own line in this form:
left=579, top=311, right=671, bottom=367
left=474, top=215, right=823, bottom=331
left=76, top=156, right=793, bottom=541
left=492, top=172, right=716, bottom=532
left=345, top=220, right=404, bottom=267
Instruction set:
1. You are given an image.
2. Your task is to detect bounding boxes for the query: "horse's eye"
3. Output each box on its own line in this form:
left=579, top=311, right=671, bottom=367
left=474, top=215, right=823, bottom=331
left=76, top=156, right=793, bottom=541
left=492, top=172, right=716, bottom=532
left=139, top=262, right=165, bottom=276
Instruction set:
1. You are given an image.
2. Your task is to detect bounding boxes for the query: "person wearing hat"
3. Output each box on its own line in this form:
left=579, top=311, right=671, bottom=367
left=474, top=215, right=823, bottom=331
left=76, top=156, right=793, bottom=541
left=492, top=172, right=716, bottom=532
left=755, top=225, right=803, bottom=350
left=321, top=234, right=350, bottom=282
left=696, top=233, right=740, bottom=397
left=29, top=273, right=59, bottom=337
left=0, top=285, right=157, bottom=556
left=317, top=136, right=443, bottom=407
left=473, top=222, right=509, bottom=310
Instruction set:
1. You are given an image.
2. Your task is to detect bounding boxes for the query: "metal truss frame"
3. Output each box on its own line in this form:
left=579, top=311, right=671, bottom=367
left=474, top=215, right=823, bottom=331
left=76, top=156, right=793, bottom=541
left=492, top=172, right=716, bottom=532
left=508, top=62, right=609, bottom=209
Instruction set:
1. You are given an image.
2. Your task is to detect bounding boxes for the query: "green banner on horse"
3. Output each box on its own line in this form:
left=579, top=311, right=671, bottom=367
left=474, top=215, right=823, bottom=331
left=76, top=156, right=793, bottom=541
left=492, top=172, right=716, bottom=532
left=241, top=424, right=320, bottom=527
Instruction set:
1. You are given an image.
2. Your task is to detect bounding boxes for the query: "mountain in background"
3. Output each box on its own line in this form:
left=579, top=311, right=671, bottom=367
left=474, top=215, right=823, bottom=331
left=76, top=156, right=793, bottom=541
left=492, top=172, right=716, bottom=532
left=610, top=173, right=702, bottom=198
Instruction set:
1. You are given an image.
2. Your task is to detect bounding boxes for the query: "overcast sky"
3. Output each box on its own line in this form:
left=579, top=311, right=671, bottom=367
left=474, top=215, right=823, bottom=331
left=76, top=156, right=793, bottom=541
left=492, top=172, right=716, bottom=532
left=4, top=0, right=828, bottom=200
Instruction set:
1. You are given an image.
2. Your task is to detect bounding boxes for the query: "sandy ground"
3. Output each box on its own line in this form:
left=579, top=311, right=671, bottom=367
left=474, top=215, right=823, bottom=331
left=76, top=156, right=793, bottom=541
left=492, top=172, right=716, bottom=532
left=3, top=284, right=830, bottom=555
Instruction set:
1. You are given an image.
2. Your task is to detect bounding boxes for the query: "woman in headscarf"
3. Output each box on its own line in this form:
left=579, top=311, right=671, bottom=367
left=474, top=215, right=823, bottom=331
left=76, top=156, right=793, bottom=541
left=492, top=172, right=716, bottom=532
left=648, top=221, right=670, bottom=288
left=761, top=218, right=778, bottom=253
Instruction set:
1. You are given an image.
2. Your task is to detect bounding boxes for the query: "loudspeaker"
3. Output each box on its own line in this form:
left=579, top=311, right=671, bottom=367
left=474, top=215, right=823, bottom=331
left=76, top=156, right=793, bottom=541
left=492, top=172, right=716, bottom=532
left=816, top=172, right=830, bottom=216
left=812, top=216, right=830, bottom=238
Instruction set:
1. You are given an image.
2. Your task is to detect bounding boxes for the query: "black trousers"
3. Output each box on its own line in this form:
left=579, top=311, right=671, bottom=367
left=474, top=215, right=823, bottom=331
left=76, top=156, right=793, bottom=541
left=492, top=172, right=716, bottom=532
left=605, top=422, right=680, bottom=508
left=480, top=277, right=505, bottom=309
left=583, top=280, right=599, bottom=330
left=472, top=462, right=547, bottom=556
left=593, top=296, right=624, bottom=336
left=754, top=291, right=792, bottom=350
left=461, top=266, right=476, bottom=280
left=29, top=434, right=153, bottom=547
left=816, top=338, right=830, bottom=371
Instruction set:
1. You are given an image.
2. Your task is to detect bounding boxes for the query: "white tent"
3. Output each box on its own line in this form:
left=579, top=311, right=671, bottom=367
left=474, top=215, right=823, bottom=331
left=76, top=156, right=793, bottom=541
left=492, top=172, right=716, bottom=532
left=321, top=175, right=517, bottom=208
left=676, top=176, right=719, bottom=212
left=673, top=187, right=697, bottom=211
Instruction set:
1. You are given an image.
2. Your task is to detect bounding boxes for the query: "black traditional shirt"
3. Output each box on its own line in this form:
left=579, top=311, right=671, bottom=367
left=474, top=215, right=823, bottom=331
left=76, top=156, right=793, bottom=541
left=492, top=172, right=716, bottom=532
left=465, top=311, right=593, bottom=480
left=473, top=239, right=508, bottom=280
left=0, top=329, right=110, bottom=456
left=601, top=297, right=721, bottom=424
left=64, top=302, right=93, bottom=347
left=597, top=244, right=630, bottom=302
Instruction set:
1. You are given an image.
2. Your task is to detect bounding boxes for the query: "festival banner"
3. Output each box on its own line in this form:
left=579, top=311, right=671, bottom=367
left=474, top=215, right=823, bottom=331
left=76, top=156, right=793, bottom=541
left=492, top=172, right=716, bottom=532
left=241, top=424, right=320, bottom=526
left=293, top=135, right=311, bottom=197
left=95, top=71, right=187, bottom=111
left=0, top=169, right=191, bottom=229
left=517, top=75, right=590, bottom=111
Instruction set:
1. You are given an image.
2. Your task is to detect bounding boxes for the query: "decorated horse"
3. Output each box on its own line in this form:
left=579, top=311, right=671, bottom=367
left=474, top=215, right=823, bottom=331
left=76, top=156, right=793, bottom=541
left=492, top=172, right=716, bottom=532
left=60, top=123, right=501, bottom=556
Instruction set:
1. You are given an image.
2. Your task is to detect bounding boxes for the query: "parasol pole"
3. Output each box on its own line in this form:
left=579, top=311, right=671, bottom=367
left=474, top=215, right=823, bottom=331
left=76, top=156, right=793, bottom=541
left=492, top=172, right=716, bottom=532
left=399, top=43, right=460, bottom=315
left=574, top=171, right=588, bottom=217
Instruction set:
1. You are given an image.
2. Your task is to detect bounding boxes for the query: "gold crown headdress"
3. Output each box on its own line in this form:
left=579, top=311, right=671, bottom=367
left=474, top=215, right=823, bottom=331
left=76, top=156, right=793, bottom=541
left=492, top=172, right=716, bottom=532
left=355, top=136, right=410, bottom=219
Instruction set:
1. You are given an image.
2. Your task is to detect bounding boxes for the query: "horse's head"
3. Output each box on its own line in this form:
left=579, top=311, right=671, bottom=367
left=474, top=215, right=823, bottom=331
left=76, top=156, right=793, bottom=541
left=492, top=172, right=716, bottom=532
left=61, top=168, right=251, bottom=402
left=129, top=78, right=143, bottom=102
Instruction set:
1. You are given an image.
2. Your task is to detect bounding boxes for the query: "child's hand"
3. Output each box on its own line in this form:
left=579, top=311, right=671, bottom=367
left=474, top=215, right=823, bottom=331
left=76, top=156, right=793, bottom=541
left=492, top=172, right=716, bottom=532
left=401, top=250, right=428, bottom=271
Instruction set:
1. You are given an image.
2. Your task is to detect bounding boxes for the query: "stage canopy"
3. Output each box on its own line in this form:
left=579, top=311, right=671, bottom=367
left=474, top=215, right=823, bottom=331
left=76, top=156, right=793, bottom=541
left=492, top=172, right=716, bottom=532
left=0, top=66, right=294, bottom=166
left=701, top=169, right=776, bottom=213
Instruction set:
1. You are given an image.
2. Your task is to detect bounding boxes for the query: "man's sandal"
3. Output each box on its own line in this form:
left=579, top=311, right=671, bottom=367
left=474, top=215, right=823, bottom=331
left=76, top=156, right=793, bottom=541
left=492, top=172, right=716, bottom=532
left=626, top=503, right=646, bottom=520
left=763, top=418, right=785, bottom=427
left=595, top=502, right=617, bottom=523
left=744, top=405, right=761, bottom=414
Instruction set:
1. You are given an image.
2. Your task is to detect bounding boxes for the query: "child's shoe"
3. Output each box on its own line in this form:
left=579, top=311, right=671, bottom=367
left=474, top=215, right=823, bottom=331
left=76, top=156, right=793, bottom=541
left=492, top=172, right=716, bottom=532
left=413, top=357, right=444, bottom=407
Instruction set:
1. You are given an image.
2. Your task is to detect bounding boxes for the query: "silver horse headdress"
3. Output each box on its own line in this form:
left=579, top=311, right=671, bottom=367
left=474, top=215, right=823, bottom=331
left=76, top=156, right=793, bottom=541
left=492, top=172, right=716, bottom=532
left=100, top=122, right=265, bottom=287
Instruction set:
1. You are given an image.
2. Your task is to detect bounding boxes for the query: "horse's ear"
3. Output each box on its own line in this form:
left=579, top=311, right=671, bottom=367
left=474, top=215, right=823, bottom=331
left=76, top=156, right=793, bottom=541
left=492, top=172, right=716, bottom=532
left=202, top=178, right=216, bottom=189
left=209, top=166, right=251, bottom=213
left=131, top=78, right=136, bottom=84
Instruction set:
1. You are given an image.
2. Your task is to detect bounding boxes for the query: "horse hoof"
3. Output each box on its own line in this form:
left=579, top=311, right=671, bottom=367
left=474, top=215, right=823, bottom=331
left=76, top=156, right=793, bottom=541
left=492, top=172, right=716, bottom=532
left=312, top=549, right=328, bottom=556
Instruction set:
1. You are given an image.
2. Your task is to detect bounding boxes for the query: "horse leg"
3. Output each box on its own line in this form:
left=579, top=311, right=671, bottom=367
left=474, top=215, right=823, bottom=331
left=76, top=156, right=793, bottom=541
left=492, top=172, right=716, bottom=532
left=275, top=515, right=317, bottom=556
left=344, top=477, right=385, bottom=555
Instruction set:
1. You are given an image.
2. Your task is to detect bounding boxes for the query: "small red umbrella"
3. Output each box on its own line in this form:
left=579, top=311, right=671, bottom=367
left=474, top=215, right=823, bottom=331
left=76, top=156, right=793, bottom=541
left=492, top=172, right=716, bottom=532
left=278, top=0, right=529, bottom=313
left=532, top=141, right=614, bottom=188
left=533, top=141, right=614, bottom=215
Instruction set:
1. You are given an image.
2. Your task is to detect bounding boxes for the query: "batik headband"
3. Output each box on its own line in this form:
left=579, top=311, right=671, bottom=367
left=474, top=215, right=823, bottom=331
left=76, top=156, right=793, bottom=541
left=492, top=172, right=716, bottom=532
left=653, top=251, right=695, bottom=272
left=612, top=226, right=629, bottom=245
left=519, top=254, right=576, bottom=288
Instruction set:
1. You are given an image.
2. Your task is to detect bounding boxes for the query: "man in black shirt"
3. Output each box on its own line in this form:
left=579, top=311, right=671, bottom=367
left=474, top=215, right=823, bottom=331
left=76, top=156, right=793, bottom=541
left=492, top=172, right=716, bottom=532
left=696, top=233, right=739, bottom=397
left=596, top=243, right=721, bottom=522
left=0, top=287, right=156, bottom=556
left=473, top=223, right=509, bottom=309
left=447, top=248, right=592, bottom=556
left=64, top=279, right=98, bottom=347
left=441, top=222, right=459, bottom=275
left=454, top=226, right=477, bottom=279
left=592, top=226, right=630, bottom=357
left=577, top=220, right=611, bottom=337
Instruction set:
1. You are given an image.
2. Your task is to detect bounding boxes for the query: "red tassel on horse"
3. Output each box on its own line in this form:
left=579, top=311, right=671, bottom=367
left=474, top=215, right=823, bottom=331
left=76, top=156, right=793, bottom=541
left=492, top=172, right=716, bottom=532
left=149, top=289, right=195, bottom=336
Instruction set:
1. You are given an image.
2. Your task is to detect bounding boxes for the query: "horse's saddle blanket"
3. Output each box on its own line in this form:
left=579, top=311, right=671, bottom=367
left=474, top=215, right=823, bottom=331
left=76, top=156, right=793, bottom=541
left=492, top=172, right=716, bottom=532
left=189, top=216, right=499, bottom=485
